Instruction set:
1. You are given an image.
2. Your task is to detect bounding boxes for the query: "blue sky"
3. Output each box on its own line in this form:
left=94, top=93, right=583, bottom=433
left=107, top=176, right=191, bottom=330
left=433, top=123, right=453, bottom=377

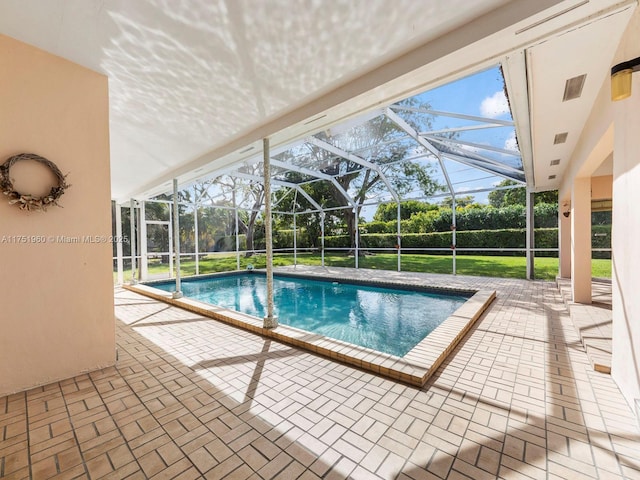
left=360, top=65, right=519, bottom=220
left=408, top=65, right=519, bottom=201
left=421, top=66, right=516, bottom=152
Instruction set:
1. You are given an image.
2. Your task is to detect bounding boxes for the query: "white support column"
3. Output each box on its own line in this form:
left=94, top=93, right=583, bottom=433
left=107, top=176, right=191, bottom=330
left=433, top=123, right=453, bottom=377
left=172, top=179, right=183, bottom=299
left=194, top=206, right=199, bottom=276
left=559, top=198, right=571, bottom=278
left=233, top=189, right=240, bottom=270
left=293, top=212, right=297, bottom=266
left=572, top=177, right=592, bottom=303
left=129, top=199, right=137, bottom=284
left=320, top=212, right=325, bottom=267
left=397, top=202, right=401, bottom=272
left=452, top=197, right=457, bottom=275
left=263, top=138, right=278, bottom=329
left=611, top=55, right=640, bottom=412
left=354, top=209, right=359, bottom=269
left=139, top=201, right=148, bottom=281
left=235, top=206, right=240, bottom=270
left=168, top=214, right=174, bottom=279
left=115, top=204, right=124, bottom=285
left=526, top=189, right=535, bottom=280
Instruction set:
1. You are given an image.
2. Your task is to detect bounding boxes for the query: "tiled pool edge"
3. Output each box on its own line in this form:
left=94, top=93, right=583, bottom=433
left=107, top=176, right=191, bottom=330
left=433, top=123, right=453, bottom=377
left=123, top=278, right=495, bottom=387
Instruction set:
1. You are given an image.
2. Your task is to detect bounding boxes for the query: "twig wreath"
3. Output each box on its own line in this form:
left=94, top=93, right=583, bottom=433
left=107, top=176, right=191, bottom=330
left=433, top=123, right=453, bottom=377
left=0, top=153, right=70, bottom=211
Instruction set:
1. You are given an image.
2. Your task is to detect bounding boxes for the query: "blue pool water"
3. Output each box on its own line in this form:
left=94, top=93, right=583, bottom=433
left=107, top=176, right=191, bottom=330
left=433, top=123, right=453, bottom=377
left=153, top=273, right=469, bottom=357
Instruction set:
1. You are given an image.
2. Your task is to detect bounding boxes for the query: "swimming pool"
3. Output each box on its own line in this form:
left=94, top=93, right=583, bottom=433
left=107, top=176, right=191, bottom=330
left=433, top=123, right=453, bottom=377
left=153, top=273, right=470, bottom=357
left=129, top=267, right=495, bottom=386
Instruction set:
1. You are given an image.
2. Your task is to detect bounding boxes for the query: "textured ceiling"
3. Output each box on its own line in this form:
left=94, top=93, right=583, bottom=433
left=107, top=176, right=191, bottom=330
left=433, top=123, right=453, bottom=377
left=0, top=0, right=635, bottom=199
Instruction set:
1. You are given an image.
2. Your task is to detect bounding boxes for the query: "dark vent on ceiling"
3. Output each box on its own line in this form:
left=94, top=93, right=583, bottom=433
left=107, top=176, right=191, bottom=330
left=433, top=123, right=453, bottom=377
left=563, top=75, right=586, bottom=101
left=548, top=175, right=557, bottom=180
left=239, top=146, right=255, bottom=154
left=553, top=132, right=568, bottom=144
left=550, top=159, right=561, bottom=166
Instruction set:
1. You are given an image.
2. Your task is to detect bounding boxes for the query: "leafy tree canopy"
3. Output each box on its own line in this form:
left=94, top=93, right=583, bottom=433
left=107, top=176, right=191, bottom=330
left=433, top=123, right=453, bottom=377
left=488, top=179, right=558, bottom=207
left=373, top=200, right=436, bottom=222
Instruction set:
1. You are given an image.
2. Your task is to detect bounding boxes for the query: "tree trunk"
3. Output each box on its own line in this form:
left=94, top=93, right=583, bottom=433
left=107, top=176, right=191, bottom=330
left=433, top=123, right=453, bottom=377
left=245, top=227, right=254, bottom=257
left=244, top=209, right=259, bottom=257
left=345, top=208, right=356, bottom=250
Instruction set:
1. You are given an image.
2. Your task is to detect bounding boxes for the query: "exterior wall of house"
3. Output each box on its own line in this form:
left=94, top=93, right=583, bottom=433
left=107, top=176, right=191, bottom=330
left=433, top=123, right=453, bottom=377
left=611, top=10, right=640, bottom=413
left=561, top=8, right=640, bottom=413
left=591, top=175, right=613, bottom=200
left=0, top=35, right=115, bottom=395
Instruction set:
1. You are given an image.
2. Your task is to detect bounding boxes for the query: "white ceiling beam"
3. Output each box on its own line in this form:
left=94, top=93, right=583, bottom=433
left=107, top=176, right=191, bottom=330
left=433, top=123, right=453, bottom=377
left=502, top=50, right=535, bottom=189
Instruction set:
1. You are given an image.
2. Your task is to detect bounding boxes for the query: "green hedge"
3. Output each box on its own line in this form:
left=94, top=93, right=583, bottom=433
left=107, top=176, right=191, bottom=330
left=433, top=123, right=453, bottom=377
left=214, top=224, right=611, bottom=258
left=359, top=203, right=559, bottom=234
left=272, top=229, right=312, bottom=249
left=592, top=225, right=611, bottom=259
left=324, top=228, right=559, bottom=256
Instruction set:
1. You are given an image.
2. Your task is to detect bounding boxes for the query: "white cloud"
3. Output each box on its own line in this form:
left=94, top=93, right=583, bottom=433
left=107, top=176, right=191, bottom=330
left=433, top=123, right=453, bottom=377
left=504, top=130, right=518, bottom=152
left=480, top=91, right=509, bottom=118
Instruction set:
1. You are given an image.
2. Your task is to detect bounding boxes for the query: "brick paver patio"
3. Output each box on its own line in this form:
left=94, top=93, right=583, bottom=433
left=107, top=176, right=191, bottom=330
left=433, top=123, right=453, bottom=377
left=1, top=267, right=639, bottom=479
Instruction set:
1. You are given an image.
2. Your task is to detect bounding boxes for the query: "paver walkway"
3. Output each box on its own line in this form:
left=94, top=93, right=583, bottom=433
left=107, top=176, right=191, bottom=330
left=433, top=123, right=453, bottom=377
left=1, top=268, right=639, bottom=479
left=557, top=278, right=613, bottom=373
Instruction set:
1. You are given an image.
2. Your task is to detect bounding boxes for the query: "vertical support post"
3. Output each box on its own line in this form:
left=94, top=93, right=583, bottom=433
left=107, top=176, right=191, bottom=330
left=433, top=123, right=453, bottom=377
left=526, top=188, right=535, bottom=280
left=320, top=212, right=325, bottom=267
left=354, top=208, right=359, bottom=269
left=194, top=205, right=199, bottom=276
left=168, top=205, right=174, bottom=279
left=172, top=179, right=183, bottom=299
left=559, top=197, right=571, bottom=278
left=139, top=201, right=148, bottom=281
left=115, top=203, right=124, bottom=285
left=263, top=138, right=278, bottom=328
left=452, top=197, right=457, bottom=275
left=397, top=201, right=401, bottom=272
left=234, top=190, right=240, bottom=270
left=129, top=199, right=137, bottom=284
left=572, top=177, right=592, bottom=303
left=293, top=212, right=297, bottom=266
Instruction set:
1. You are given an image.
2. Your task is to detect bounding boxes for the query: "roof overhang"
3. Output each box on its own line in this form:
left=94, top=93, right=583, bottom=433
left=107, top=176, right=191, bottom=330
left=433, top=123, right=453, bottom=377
left=0, top=0, right=636, bottom=201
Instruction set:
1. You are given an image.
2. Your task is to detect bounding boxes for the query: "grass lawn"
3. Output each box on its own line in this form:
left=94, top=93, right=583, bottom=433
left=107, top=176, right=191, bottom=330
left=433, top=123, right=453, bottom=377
left=117, top=253, right=611, bottom=282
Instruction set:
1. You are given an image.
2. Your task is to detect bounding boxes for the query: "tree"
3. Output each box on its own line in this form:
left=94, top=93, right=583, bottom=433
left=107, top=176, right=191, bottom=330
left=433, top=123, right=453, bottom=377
left=373, top=200, right=435, bottom=222
left=488, top=179, right=558, bottom=207
left=284, top=99, right=442, bottom=251
left=438, top=195, right=476, bottom=209
left=188, top=170, right=266, bottom=257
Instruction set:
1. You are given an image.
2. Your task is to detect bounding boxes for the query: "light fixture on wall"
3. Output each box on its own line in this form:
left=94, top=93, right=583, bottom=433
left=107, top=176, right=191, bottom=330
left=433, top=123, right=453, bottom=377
left=611, top=56, right=640, bottom=101
left=562, top=201, right=571, bottom=218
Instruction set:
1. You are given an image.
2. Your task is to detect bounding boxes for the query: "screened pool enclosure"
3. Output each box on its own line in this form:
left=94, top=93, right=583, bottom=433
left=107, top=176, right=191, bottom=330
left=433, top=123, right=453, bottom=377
left=112, top=66, right=554, bottom=284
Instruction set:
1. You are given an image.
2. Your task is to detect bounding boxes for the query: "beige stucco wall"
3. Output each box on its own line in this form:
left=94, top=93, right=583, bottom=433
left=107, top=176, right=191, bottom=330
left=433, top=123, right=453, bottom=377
left=591, top=175, right=613, bottom=200
left=611, top=10, right=640, bottom=412
left=0, top=35, right=115, bottom=395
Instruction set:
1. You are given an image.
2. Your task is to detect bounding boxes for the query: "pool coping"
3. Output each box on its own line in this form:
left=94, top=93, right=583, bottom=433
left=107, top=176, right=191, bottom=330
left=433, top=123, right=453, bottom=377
left=123, top=269, right=495, bottom=387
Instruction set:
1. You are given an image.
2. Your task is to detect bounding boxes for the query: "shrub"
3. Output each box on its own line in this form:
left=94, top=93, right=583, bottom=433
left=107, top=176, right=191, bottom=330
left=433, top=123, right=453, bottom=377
left=362, top=202, right=558, bottom=234
left=324, top=228, right=559, bottom=256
